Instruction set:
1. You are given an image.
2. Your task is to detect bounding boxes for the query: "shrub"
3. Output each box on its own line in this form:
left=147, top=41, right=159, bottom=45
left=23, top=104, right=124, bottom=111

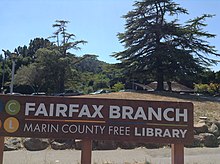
left=112, top=82, right=125, bottom=92
left=194, top=84, right=209, bottom=93
left=208, top=83, right=220, bottom=95
left=195, top=83, right=220, bottom=95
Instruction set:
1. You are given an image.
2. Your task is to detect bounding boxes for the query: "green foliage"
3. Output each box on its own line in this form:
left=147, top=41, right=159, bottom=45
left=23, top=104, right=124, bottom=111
left=199, top=70, right=216, bottom=83
left=195, top=83, right=220, bottom=95
left=34, top=48, right=73, bottom=93
left=0, top=54, right=10, bottom=89
left=102, top=64, right=126, bottom=88
left=14, top=64, right=44, bottom=93
left=49, top=20, right=87, bottom=53
left=113, top=0, right=219, bottom=91
left=216, top=71, right=220, bottom=83
left=194, top=84, right=209, bottom=93
left=48, top=20, right=87, bottom=92
left=1, top=16, right=219, bottom=95
left=208, top=83, right=220, bottom=95
left=145, top=160, right=151, bottom=164
left=92, top=74, right=110, bottom=91
left=75, top=55, right=104, bottom=73
left=84, top=86, right=94, bottom=94
left=7, top=36, right=114, bottom=94
left=15, top=38, right=52, bottom=68
left=111, top=82, right=125, bottom=92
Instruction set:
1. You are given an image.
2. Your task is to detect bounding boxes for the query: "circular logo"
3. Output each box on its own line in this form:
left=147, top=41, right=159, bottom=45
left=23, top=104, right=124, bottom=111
left=4, top=117, right=19, bottom=133
left=0, top=100, right=4, bottom=112
left=5, top=100, right=21, bottom=115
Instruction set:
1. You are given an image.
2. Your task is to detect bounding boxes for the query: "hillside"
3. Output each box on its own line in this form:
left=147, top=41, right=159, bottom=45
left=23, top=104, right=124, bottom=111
left=80, top=91, right=220, bottom=123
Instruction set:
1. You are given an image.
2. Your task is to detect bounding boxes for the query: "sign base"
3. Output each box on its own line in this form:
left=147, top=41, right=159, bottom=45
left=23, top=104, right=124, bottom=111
left=171, top=144, right=184, bottom=164
left=81, top=139, right=92, bottom=164
left=0, top=137, right=4, bottom=164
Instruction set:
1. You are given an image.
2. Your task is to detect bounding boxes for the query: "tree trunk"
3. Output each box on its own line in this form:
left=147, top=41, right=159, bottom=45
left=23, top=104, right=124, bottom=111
left=59, top=70, right=65, bottom=93
left=59, top=49, right=67, bottom=93
left=156, top=68, right=164, bottom=91
left=167, top=81, right=172, bottom=91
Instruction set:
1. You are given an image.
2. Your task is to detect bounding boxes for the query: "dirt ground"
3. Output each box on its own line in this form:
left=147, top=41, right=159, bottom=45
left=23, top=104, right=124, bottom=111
left=3, top=147, right=220, bottom=164
left=81, top=91, right=220, bottom=123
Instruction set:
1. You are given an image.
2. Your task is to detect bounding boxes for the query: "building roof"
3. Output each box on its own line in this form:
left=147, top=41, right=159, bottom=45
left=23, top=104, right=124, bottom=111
left=147, top=81, right=194, bottom=92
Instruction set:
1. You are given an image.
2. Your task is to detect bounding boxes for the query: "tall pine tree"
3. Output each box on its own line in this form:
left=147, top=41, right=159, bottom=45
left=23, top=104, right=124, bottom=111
left=49, top=20, right=87, bottom=92
left=113, top=0, right=219, bottom=90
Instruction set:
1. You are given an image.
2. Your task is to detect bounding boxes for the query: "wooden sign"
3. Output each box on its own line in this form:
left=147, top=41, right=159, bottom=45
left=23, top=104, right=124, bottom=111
left=0, top=95, right=194, bottom=144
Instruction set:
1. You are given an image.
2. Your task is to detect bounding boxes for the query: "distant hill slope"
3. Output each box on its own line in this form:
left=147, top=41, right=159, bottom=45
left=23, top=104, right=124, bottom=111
left=75, top=56, right=109, bottom=73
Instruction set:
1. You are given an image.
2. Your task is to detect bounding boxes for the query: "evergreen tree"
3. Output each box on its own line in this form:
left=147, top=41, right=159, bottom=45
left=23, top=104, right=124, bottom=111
left=15, top=38, right=52, bottom=68
left=49, top=20, right=87, bottom=92
left=113, top=0, right=219, bottom=90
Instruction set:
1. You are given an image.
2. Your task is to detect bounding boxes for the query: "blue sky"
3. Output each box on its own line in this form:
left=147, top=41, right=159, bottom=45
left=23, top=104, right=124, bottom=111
left=1, top=0, right=220, bottom=71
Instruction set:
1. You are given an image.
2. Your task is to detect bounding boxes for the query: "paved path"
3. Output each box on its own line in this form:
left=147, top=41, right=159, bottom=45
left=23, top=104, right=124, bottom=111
left=3, top=147, right=220, bottom=164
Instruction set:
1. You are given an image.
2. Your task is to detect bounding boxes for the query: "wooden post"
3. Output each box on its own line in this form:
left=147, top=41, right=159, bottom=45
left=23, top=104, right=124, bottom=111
left=171, top=144, right=184, bottom=164
left=81, top=139, right=92, bottom=164
left=0, top=137, right=4, bottom=164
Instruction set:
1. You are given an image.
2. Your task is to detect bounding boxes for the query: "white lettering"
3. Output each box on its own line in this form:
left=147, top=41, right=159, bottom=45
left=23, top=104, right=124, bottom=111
left=136, top=128, right=187, bottom=139
left=134, top=107, right=147, bottom=120
left=62, top=124, right=69, bottom=133
left=163, top=108, right=174, bottom=121
left=68, top=104, right=79, bottom=117
left=25, top=103, right=36, bottom=116
left=172, top=129, right=180, bottom=138
left=122, top=106, right=133, bottom=119
left=163, top=129, right=171, bottom=137
left=49, top=104, right=54, bottom=117
left=134, top=127, right=141, bottom=136
left=176, top=108, right=188, bottom=122
left=148, top=107, right=162, bottom=121
left=108, top=126, right=130, bottom=136
left=109, top=106, right=121, bottom=118
left=23, top=123, right=33, bottom=131
left=56, top=104, right=68, bottom=117
left=179, top=129, right=187, bottom=138
left=92, top=105, right=104, bottom=118
left=146, top=128, right=154, bottom=136
left=155, top=128, right=162, bottom=137
left=35, top=103, right=48, bottom=116
left=78, top=105, right=91, bottom=117
left=23, top=123, right=59, bottom=133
